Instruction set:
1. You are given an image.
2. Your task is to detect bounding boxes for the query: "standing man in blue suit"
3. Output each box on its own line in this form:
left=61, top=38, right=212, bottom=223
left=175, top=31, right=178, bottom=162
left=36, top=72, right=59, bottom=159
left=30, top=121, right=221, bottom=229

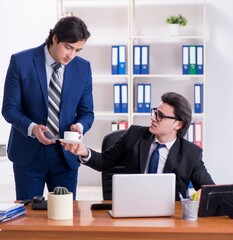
left=2, top=16, right=94, bottom=200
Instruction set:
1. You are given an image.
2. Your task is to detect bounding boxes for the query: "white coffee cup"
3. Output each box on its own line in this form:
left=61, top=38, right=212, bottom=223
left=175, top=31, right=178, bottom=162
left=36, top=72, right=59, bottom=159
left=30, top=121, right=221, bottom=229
left=64, top=131, right=83, bottom=141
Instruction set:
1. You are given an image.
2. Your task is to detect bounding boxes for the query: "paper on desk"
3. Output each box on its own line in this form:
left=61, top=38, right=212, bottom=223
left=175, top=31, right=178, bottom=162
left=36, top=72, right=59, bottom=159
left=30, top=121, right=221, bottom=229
left=0, top=203, right=24, bottom=211
left=0, top=203, right=26, bottom=223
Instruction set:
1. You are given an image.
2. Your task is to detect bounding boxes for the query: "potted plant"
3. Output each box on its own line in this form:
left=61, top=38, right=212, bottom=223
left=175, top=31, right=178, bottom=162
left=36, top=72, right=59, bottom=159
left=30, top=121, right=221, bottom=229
left=47, top=186, right=73, bottom=220
left=166, top=14, right=187, bottom=35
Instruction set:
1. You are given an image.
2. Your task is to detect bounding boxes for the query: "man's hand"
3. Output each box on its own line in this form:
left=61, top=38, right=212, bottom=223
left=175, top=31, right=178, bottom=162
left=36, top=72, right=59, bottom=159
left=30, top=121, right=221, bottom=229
left=61, top=141, right=88, bottom=157
left=70, top=124, right=81, bottom=133
left=32, top=125, right=56, bottom=145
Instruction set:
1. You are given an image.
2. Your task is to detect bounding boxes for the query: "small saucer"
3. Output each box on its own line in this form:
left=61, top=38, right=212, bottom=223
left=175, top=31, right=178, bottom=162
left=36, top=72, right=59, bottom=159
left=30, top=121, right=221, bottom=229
left=59, top=139, right=82, bottom=144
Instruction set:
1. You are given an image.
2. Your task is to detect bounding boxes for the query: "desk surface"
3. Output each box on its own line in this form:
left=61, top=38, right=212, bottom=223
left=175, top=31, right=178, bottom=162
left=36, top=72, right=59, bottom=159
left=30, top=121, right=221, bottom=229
left=0, top=201, right=233, bottom=240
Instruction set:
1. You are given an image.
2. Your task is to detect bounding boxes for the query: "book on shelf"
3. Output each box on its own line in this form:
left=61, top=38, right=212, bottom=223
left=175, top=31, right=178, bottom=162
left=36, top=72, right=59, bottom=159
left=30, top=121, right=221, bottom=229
left=111, top=45, right=126, bottom=75
left=133, top=45, right=150, bottom=74
left=111, top=120, right=128, bottom=131
left=182, top=45, right=204, bottom=75
left=194, top=83, right=204, bottom=113
left=186, top=121, right=202, bottom=148
left=136, top=83, right=151, bottom=113
left=113, top=83, right=128, bottom=113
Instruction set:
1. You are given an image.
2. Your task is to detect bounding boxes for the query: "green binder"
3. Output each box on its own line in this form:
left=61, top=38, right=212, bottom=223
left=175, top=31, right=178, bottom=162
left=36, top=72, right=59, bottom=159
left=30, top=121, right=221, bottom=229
left=189, top=45, right=196, bottom=74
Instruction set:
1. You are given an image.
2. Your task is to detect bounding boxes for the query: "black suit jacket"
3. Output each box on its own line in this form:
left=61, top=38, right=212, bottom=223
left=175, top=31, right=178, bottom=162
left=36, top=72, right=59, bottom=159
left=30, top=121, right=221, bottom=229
left=85, top=125, right=214, bottom=200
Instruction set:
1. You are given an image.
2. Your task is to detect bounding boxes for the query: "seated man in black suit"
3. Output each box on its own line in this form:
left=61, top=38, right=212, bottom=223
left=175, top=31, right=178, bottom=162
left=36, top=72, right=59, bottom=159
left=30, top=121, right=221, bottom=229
left=62, top=92, right=215, bottom=200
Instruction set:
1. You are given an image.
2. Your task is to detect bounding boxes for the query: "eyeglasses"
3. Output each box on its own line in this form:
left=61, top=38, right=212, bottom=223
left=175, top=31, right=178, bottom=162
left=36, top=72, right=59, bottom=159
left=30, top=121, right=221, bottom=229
left=151, top=108, right=178, bottom=122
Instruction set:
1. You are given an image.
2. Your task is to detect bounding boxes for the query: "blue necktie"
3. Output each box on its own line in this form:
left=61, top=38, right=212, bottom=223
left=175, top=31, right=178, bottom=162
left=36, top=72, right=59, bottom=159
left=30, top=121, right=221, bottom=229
left=148, top=143, right=165, bottom=173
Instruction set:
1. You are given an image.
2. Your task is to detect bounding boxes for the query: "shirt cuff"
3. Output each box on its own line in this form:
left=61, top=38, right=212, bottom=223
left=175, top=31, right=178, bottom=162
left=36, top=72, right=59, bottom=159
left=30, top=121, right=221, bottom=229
left=28, top=122, right=37, bottom=138
left=79, top=148, right=91, bottom=164
left=77, top=123, right=84, bottom=134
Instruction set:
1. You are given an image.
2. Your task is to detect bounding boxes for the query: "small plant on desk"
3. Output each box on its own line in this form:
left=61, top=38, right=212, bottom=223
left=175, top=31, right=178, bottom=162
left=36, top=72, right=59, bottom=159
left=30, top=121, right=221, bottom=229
left=47, top=186, right=73, bottom=220
left=53, top=186, right=70, bottom=195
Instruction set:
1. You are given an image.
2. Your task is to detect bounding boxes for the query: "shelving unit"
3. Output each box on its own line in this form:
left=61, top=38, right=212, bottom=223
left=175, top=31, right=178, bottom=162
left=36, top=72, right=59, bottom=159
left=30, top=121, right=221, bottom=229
left=58, top=0, right=206, bottom=153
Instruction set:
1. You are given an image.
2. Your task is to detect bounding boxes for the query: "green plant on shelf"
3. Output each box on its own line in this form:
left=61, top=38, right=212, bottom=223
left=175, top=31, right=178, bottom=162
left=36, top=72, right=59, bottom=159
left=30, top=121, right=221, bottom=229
left=166, top=14, right=187, bottom=26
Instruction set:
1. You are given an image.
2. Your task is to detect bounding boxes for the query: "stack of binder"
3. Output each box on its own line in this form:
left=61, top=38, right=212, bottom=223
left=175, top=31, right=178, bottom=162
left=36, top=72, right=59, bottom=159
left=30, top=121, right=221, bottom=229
left=111, top=45, right=126, bottom=75
left=187, top=121, right=202, bottom=148
left=113, top=83, right=128, bottom=113
left=111, top=120, right=128, bottom=131
left=136, top=83, right=151, bottom=113
left=0, top=203, right=26, bottom=223
left=182, top=45, right=203, bottom=75
left=133, top=45, right=150, bottom=74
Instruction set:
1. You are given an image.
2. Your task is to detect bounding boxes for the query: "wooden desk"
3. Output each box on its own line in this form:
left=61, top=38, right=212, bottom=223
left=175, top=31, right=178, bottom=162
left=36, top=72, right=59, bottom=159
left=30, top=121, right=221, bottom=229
left=0, top=201, right=233, bottom=240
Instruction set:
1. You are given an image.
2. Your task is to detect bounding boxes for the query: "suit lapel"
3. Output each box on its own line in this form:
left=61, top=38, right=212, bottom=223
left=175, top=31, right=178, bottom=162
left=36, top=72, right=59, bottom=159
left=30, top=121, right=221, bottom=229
left=60, top=60, right=80, bottom=109
left=61, top=63, right=73, bottom=101
left=139, top=133, right=154, bottom=173
left=34, top=45, right=48, bottom=107
left=163, top=138, right=181, bottom=173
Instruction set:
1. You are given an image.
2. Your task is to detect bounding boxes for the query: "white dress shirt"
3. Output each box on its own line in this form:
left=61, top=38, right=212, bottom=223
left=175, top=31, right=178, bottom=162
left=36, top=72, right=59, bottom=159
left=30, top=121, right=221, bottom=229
left=144, top=138, right=176, bottom=173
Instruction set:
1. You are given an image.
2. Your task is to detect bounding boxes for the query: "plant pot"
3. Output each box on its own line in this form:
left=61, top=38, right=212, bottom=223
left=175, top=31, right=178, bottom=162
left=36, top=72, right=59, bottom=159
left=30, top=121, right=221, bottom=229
left=168, top=24, right=181, bottom=36
left=47, top=192, right=73, bottom=220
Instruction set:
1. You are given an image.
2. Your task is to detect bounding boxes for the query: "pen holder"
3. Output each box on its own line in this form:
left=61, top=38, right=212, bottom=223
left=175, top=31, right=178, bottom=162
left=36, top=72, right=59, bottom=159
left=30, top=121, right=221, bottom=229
left=181, top=199, right=198, bottom=221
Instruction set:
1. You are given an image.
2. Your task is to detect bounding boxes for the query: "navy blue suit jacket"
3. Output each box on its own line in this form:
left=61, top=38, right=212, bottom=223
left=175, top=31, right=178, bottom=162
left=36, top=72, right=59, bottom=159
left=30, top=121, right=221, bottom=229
left=85, top=125, right=215, bottom=200
left=2, top=44, right=94, bottom=170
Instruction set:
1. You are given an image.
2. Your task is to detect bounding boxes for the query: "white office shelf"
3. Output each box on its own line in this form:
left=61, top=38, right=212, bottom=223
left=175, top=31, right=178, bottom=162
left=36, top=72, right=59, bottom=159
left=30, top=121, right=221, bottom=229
left=58, top=0, right=206, bottom=151
left=94, top=111, right=129, bottom=118
left=133, top=36, right=204, bottom=41
left=93, top=75, right=129, bottom=84
left=132, top=74, right=204, bottom=79
left=133, top=112, right=204, bottom=117
left=86, top=37, right=130, bottom=45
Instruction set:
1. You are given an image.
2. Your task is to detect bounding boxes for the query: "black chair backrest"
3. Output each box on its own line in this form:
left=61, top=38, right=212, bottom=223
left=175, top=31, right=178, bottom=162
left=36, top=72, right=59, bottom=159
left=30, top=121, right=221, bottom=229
left=101, top=129, right=127, bottom=200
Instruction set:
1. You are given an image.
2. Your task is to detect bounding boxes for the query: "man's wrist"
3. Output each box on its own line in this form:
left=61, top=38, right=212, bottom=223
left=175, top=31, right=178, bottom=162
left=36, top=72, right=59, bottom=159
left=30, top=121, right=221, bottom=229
left=79, top=148, right=91, bottom=164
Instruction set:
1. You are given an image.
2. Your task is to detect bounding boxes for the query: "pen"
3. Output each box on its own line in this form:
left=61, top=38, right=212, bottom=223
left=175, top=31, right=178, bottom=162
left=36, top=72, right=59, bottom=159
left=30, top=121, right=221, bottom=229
left=192, top=192, right=197, bottom=201
left=179, top=192, right=184, bottom=201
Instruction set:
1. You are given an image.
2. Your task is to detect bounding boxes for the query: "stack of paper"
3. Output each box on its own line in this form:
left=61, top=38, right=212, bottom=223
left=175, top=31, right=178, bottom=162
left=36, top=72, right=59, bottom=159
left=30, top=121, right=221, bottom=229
left=0, top=203, right=26, bottom=223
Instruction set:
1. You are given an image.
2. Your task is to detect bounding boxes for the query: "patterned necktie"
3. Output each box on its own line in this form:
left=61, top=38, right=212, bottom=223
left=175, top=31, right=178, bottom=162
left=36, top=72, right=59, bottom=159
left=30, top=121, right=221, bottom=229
left=46, top=62, right=62, bottom=139
left=148, top=143, right=166, bottom=173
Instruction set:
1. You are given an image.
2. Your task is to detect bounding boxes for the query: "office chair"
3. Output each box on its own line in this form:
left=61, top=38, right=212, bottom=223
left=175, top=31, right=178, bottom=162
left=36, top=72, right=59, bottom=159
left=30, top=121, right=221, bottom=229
left=101, top=129, right=127, bottom=200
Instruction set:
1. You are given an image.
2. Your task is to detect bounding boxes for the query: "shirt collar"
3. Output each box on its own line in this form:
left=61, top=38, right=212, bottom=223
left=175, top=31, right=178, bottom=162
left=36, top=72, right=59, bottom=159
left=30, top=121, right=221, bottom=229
left=154, top=137, right=176, bottom=150
left=44, top=45, right=64, bottom=69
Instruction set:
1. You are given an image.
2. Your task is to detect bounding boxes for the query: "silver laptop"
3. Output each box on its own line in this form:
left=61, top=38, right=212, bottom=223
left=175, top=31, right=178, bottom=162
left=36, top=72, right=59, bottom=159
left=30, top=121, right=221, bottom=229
left=109, top=173, right=176, bottom=218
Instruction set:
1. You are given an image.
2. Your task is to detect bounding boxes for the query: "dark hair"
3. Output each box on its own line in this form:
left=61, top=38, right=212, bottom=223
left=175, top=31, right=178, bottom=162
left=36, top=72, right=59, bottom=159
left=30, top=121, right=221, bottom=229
left=45, top=16, right=90, bottom=47
left=161, top=92, right=192, bottom=138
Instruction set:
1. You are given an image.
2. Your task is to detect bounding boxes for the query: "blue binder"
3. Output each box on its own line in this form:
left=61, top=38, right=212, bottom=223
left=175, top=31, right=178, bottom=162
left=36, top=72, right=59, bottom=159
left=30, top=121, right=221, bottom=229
left=141, top=46, right=149, bottom=74
left=121, top=83, right=128, bottom=113
left=118, top=45, right=126, bottom=75
left=136, top=83, right=144, bottom=112
left=133, top=46, right=141, bottom=74
left=182, top=45, right=189, bottom=74
left=112, top=46, right=119, bottom=74
left=143, top=83, right=151, bottom=112
left=196, top=45, right=204, bottom=75
left=194, top=83, right=203, bottom=113
left=113, top=83, right=121, bottom=113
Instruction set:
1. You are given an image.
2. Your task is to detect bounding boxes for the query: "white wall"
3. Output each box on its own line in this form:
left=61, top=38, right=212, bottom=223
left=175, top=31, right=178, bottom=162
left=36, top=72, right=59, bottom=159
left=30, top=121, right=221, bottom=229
left=0, top=0, right=58, bottom=142
left=205, top=0, right=233, bottom=184
left=0, top=0, right=233, bottom=191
